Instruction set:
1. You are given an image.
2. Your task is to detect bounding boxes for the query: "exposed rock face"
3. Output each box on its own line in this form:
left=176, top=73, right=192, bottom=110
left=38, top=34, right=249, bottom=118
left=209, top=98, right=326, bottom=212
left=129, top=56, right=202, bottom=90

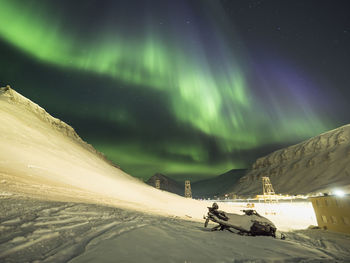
left=146, top=173, right=184, bottom=196
left=233, top=125, right=350, bottom=195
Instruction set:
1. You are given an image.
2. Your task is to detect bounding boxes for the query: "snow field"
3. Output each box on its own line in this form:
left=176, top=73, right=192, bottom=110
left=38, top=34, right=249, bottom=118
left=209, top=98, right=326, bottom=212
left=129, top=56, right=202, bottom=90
left=2, top=197, right=350, bottom=263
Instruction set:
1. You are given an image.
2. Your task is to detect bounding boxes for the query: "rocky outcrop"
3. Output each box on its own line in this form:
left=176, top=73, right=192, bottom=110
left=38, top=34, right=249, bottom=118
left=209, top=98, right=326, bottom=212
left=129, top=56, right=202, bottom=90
left=233, top=125, right=350, bottom=195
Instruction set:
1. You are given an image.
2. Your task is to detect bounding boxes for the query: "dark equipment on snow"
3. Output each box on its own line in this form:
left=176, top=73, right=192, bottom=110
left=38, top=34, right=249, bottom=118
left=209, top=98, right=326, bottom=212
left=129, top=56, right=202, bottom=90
left=204, top=203, right=277, bottom=238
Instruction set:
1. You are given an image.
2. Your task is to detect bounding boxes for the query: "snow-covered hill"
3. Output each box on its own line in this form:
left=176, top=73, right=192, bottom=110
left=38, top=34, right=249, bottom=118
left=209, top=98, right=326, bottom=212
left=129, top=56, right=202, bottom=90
left=233, top=124, right=350, bottom=195
left=0, top=86, right=211, bottom=219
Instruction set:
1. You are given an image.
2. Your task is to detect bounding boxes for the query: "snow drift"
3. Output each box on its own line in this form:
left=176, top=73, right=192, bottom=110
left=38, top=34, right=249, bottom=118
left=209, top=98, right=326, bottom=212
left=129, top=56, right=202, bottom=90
left=0, top=86, right=212, bottom=219
left=232, top=124, right=350, bottom=195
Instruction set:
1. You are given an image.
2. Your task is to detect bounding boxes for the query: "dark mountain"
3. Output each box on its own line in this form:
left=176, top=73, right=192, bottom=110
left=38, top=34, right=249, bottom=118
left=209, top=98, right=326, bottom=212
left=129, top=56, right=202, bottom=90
left=146, top=169, right=247, bottom=198
left=146, top=173, right=184, bottom=196
left=191, top=169, right=247, bottom=198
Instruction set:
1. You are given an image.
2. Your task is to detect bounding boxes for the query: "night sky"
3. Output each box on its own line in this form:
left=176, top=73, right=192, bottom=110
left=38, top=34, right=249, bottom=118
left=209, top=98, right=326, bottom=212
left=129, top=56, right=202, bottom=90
left=1, top=0, right=349, bottom=181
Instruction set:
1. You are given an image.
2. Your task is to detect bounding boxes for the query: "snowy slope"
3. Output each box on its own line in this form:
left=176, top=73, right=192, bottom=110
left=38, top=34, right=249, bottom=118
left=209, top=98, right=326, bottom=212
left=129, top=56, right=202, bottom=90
left=233, top=125, right=350, bottom=195
left=0, top=86, right=214, bottom=219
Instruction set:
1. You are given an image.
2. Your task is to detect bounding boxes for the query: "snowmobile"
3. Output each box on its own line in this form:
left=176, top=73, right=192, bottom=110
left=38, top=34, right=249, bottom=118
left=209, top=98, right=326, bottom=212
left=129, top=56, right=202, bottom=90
left=204, top=203, right=277, bottom=238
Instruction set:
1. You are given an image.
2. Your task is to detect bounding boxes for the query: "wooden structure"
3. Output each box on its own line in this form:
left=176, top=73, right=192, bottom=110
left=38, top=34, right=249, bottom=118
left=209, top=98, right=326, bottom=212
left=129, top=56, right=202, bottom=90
left=309, top=195, right=350, bottom=234
left=155, top=179, right=160, bottom=190
left=184, top=180, right=192, bottom=198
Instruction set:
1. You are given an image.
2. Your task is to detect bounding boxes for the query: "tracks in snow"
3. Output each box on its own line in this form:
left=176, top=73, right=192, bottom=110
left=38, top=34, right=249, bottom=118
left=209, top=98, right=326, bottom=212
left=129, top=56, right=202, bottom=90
left=1, top=197, right=350, bottom=263
left=0, top=198, right=151, bottom=263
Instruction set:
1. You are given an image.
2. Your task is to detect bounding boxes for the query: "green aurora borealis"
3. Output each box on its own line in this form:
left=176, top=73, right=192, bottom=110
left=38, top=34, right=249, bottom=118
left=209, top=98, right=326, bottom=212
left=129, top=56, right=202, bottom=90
left=1, top=0, right=349, bottom=181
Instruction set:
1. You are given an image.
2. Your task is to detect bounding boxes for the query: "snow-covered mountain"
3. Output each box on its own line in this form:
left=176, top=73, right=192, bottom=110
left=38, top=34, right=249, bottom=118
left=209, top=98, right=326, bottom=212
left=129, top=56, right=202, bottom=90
left=0, top=86, right=211, bottom=219
left=233, top=125, right=350, bottom=195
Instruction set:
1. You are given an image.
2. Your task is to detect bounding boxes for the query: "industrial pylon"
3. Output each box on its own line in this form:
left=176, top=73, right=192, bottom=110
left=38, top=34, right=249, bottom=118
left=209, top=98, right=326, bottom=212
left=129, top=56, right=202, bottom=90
left=184, top=180, right=192, bottom=198
left=155, top=179, right=160, bottom=190
left=262, top=176, right=278, bottom=204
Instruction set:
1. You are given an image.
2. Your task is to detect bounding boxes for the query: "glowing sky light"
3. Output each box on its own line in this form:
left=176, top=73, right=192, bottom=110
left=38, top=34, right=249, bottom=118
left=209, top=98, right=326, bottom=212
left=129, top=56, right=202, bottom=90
left=0, top=0, right=347, bottom=180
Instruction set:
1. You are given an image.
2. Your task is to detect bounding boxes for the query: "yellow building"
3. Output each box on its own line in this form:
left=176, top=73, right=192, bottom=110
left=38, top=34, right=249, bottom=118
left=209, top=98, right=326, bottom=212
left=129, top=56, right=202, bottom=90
left=309, top=195, right=350, bottom=234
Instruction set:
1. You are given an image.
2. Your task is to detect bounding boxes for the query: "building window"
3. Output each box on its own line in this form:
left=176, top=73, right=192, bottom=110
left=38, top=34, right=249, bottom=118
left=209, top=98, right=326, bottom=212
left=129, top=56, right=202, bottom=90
left=316, top=200, right=322, bottom=207
left=321, top=215, right=328, bottom=223
left=324, top=199, right=329, bottom=207
left=343, top=217, right=349, bottom=225
left=330, top=216, right=337, bottom=224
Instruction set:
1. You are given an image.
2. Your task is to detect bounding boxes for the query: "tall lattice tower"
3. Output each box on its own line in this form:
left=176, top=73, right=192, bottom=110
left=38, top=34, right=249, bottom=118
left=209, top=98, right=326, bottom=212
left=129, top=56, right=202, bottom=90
left=262, top=176, right=278, bottom=203
left=155, top=179, right=160, bottom=190
left=184, top=180, right=192, bottom=198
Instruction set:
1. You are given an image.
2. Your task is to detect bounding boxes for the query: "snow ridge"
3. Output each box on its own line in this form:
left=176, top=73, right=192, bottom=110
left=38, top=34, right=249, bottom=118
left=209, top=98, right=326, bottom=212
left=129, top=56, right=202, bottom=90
left=233, top=125, right=350, bottom=195
left=0, top=86, right=117, bottom=167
